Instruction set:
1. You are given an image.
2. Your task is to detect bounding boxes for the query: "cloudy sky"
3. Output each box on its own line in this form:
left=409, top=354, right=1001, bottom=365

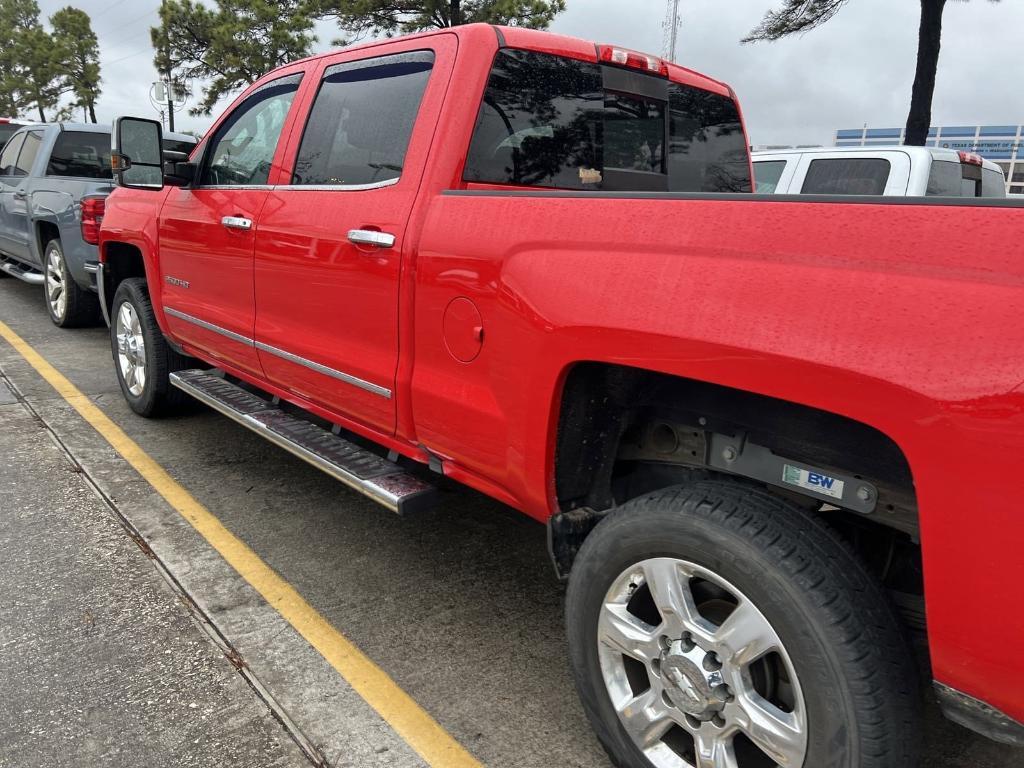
left=33, top=0, right=1022, bottom=145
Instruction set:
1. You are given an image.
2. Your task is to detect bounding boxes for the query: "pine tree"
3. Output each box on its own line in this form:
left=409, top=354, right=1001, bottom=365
left=51, top=6, right=102, bottom=123
left=317, top=0, right=566, bottom=41
left=151, top=0, right=319, bottom=116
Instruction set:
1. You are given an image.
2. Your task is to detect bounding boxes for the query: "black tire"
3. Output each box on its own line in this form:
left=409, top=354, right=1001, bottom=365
left=110, top=278, right=191, bottom=417
left=43, top=239, right=100, bottom=328
left=566, top=480, right=921, bottom=768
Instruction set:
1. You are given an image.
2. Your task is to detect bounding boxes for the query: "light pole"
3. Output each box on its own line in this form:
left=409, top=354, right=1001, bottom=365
left=162, top=0, right=174, bottom=130
left=662, top=0, right=681, bottom=63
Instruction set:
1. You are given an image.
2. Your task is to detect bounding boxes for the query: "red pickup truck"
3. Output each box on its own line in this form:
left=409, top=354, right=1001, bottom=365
left=98, top=23, right=1024, bottom=768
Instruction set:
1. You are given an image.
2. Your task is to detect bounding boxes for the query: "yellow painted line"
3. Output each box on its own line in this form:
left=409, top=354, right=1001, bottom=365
left=0, top=319, right=483, bottom=768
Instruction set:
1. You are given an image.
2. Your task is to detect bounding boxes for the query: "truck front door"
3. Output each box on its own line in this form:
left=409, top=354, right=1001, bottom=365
left=158, top=73, right=304, bottom=378
left=0, top=129, right=43, bottom=262
left=253, top=36, right=455, bottom=435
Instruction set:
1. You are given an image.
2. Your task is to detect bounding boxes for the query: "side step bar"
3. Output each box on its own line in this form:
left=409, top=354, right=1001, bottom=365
left=170, top=370, right=438, bottom=515
left=0, top=256, right=44, bottom=285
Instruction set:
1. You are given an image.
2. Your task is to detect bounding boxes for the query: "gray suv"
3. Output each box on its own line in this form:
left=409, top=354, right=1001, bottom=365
left=0, top=122, right=195, bottom=326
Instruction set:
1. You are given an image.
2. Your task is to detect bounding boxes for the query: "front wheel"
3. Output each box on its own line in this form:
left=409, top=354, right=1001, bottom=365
left=565, top=481, right=921, bottom=768
left=110, top=278, right=190, bottom=417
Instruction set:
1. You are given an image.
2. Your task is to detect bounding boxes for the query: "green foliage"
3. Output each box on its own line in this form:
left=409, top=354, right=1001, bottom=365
left=152, top=0, right=319, bottom=116
left=741, top=0, right=850, bottom=43
left=51, top=6, right=102, bottom=122
left=152, top=0, right=565, bottom=117
left=0, top=0, right=102, bottom=122
left=317, top=0, right=566, bottom=41
left=0, top=0, right=32, bottom=114
left=15, top=18, right=63, bottom=121
left=0, top=0, right=58, bottom=120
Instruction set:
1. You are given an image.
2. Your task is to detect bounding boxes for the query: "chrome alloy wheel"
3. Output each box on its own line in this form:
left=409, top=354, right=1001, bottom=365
left=45, top=246, right=66, bottom=320
left=598, top=558, right=807, bottom=768
left=115, top=301, right=147, bottom=397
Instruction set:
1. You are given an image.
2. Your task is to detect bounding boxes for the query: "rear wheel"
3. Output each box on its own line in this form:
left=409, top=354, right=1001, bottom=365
left=44, top=239, right=99, bottom=327
left=565, top=481, right=921, bottom=768
left=110, top=278, right=190, bottom=417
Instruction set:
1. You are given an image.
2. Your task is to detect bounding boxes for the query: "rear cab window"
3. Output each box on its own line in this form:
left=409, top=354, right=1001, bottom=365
left=463, top=49, right=751, bottom=193
left=927, top=157, right=1006, bottom=198
left=47, top=131, right=113, bottom=179
left=980, top=167, right=1006, bottom=198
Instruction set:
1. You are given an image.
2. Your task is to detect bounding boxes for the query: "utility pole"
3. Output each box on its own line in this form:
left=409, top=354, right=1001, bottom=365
left=662, top=0, right=681, bottom=63
left=163, top=0, right=174, bottom=131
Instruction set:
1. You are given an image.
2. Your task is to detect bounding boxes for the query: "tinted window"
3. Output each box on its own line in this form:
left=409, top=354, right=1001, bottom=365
left=753, top=160, right=787, bottom=193
left=667, top=84, right=751, bottom=192
left=981, top=168, right=1006, bottom=198
left=464, top=50, right=603, bottom=189
left=0, top=132, right=25, bottom=176
left=46, top=131, right=113, bottom=178
left=926, top=159, right=962, bottom=196
left=201, top=74, right=301, bottom=187
left=801, top=158, right=891, bottom=195
left=464, top=49, right=750, bottom=193
left=162, top=138, right=196, bottom=159
left=0, top=124, right=19, bottom=149
left=293, top=51, right=434, bottom=186
left=15, top=130, right=43, bottom=175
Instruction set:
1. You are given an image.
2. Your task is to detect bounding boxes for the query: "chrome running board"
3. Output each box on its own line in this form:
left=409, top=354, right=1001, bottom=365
left=169, top=369, right=437, bottom=515
left=0, top=256, right=44, bottom=285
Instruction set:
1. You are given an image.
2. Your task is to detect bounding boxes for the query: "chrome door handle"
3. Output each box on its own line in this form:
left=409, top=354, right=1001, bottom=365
left=347, top=229, right=395, bottom=248
left=222, top=216, right=252, bottom=231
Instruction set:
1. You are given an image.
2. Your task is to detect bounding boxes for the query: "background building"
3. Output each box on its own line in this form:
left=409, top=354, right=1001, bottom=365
left=835, top=125, right=1024, bottom=194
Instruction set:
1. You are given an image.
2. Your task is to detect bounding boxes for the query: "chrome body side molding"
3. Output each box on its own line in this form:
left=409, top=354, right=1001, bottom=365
left=163, top=306, right=391, bottom=399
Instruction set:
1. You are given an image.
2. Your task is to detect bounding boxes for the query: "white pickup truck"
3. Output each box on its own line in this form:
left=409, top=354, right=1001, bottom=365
left=753, top=145, right=1006, bottom=197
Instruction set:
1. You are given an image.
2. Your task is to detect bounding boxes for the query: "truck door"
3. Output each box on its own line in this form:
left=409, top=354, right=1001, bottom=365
left=253, top=35, right=456, bottom=435
left=0, top=129, right=43, bottom=262
left=158, top=73, right=304, bottom=378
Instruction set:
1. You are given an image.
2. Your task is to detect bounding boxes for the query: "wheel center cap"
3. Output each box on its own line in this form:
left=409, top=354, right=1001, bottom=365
left=661, top=639, right=728, bottom=719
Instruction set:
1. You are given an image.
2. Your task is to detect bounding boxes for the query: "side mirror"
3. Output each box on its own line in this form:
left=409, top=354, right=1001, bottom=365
left=112, top=116, right=164, bottom=190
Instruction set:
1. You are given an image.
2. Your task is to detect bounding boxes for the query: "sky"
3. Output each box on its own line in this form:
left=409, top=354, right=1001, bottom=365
left=31, top=0, right=1023, bottom=145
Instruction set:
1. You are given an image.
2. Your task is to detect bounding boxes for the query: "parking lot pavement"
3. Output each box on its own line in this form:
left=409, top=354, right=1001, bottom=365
left=0, top=379, right=308, bottom=768
left=0, top=275, right=1021, bottom=768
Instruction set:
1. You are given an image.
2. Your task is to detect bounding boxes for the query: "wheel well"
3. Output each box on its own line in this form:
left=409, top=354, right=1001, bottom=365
left=551, top=363, right=924, bottom=629
left=101, top=242, right=146, bottom=316
left=36, top=221, right=59, bottom=254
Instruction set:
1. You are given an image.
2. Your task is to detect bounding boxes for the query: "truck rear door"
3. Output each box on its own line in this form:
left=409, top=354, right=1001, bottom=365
left=252, top=34, right=456, bottom=435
